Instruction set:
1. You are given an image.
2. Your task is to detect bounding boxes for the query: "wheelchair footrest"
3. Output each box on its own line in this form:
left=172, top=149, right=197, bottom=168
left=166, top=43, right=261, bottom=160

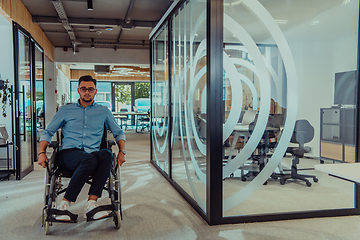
left=86, top=204, right=116, bottom=222
left=47, top=209, right=78, bottom=223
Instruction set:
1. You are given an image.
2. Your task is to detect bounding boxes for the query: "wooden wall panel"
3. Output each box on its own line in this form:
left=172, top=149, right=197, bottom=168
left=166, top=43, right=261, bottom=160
left=0, top=0, right=54, bottom=61
left=0, top=0, right=11, bottom=18
left=70, top=69, right=150, bottom=82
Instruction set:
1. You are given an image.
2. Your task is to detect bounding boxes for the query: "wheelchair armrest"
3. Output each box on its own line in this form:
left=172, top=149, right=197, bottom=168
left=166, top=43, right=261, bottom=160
left=108, top=140, right=116, bottom=147
left=49, top=141, right=59, bottom=149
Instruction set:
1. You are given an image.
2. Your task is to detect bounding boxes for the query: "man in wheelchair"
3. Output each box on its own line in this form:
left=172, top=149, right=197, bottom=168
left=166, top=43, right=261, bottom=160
left=38, top=75, right=126, bottom=223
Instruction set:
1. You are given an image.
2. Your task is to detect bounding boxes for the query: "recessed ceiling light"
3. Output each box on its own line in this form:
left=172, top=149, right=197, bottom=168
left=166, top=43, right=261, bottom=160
left=275, top=20, right=288, bottom=24
left=311, top=21, right=319, bottom=25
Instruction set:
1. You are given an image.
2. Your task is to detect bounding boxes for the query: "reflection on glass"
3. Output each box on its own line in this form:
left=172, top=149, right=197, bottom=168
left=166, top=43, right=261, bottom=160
left=167, top=0, right=207, bottom=212
left=222, top=0, right=358, bottom=217
left=152, top=23, right=169, bottom=174
left=35, top=46, right=44, bottom=153
left=18, top=31, right=32, bottom=173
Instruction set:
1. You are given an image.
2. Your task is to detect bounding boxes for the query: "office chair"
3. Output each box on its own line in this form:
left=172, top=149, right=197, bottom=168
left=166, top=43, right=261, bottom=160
left=119, top=108, right=129, bottom=130
left=273, top=119, right=318, bottom=187
left=136, top=109, right=150, bottom=132
left=197, top=113, right=206, bottom=141
left=240, top=114, right=282, bottom=182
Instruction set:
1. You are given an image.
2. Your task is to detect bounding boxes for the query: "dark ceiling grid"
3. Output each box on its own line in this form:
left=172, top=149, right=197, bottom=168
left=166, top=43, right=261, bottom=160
left=21, top=0, right=174, bottom=51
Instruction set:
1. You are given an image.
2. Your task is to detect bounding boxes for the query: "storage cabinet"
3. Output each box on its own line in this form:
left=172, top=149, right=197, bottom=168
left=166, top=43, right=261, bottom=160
left=320, top=108, right=356, bottom=163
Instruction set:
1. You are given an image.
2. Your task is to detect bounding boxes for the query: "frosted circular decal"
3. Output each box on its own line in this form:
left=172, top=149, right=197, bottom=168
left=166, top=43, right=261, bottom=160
left=222, top=0, right=298, bottom=212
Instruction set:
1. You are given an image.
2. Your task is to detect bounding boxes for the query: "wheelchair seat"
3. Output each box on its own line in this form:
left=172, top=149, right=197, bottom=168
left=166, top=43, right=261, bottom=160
left=42, top=127, right=122, bottom=235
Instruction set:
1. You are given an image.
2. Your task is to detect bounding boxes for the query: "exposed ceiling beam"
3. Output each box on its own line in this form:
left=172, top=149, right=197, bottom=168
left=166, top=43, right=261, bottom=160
left=124, top=0, right=135, bottom=23
left=117, top=27, right=123, bottom=43
left=48, top=0, right=77, bottom=47
left=78, top=38, right=149, bottom=45
left=33, top=16, right=157, bottom=29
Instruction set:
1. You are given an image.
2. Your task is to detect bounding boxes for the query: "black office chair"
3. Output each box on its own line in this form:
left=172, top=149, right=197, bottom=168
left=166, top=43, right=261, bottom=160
left=240, top=114, right=282, bottom=182
left=274, top=119, right=318, bottom=187
left=119, top=108, right=129, bottom=130
left=136, top=109, right=150, bottom=133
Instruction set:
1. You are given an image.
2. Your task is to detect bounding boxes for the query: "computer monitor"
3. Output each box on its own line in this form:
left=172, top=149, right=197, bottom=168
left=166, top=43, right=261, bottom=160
left=334, top=70, right=357, bottom=106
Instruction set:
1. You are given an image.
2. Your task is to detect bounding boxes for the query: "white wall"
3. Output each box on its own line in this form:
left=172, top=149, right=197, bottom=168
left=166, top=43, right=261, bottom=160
left=44, top=57, right=56, bottom=128
left=0, top=16, right=14, bottom=135
left=56, top=67, right=71, bottom=106
left=0, top=14, right=14, bottom=163
left=290, top=34, right=358, bottom=157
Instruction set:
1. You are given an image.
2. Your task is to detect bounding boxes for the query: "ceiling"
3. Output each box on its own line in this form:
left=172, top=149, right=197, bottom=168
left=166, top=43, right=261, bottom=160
left=20, top=0, right=174, bottom=51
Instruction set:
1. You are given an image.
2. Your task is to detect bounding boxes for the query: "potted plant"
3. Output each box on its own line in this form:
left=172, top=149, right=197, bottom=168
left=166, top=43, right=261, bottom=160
left=0, top=78, right=11, bottom=117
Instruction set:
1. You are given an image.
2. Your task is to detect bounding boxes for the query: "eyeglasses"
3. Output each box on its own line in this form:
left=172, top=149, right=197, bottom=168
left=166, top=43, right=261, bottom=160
left=79, top=87, right=96, bottom=93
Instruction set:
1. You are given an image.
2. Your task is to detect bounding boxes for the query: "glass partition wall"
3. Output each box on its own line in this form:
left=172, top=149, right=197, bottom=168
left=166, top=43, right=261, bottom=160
left=13, top=22, right=45, bottom=180
left=150, top=0, right=360, bottom=224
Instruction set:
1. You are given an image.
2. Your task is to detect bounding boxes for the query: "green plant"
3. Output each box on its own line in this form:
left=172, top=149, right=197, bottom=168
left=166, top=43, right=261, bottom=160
left=134, top=82, right=150, bottom=99
left=0, top=79, right=12, bottom=117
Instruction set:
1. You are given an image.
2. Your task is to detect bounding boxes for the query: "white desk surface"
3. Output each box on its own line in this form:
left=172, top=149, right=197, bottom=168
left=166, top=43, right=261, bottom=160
left=233, top=124, right=278, bottom=132
left=113, top=112, right=148, bottom=115
left=314, top=163, right=360, bottom=183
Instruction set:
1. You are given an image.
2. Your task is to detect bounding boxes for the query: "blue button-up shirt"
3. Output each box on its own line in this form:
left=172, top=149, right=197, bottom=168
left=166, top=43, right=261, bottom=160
left=40, top=100, right=126, bottom=153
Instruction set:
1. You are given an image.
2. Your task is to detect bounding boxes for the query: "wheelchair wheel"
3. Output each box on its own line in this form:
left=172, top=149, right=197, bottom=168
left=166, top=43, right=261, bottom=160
left=114, top=210, right=121, bottom=229
left=44, top=168, right=50, bottom=205
left=114, top=165, right=121, bottom=210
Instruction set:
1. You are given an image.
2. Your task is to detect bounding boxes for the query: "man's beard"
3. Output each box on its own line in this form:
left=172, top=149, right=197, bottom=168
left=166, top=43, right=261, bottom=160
left=81, top=97, right=93, bottom=103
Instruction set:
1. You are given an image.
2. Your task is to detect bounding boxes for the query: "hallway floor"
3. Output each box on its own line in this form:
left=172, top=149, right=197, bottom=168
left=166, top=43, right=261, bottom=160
left=0, top=131, right=360, bottom=240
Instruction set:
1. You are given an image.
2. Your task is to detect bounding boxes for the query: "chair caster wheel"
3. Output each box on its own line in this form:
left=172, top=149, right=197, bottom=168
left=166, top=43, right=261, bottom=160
left=313, top=177, right=318, bottom=183
left=306, top=181, right=312, bottom=187
left=320, top=160, right=324, bottom=164
left=280, top=178, right=285, bottom=185
left=263, top=181, right=268, bottom=185
left=241, top=177, right=246, bottom=182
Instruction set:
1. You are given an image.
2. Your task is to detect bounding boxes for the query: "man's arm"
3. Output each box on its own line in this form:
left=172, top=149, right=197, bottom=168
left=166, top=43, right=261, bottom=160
left=38, top=140, right=49, bottom=168
left=117, top=139, right=126, bottom=166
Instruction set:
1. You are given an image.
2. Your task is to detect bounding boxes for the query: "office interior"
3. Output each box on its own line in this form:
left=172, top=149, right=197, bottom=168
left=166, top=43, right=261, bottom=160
left=0, top=0, right=359, bottom=231
left=149, top=0, right=360, bottom=225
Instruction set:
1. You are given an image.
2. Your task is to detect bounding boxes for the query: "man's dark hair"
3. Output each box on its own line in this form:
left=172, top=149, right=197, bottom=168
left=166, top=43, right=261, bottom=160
left=78, top=75, right=96, bottom=86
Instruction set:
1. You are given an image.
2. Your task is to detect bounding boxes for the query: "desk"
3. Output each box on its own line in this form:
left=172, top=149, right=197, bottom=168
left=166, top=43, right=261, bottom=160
left=315, top=163, right=360, bottom=183
left=112, top=112, right=149, bottom=131
left=112, top=113, right=129, bottom=129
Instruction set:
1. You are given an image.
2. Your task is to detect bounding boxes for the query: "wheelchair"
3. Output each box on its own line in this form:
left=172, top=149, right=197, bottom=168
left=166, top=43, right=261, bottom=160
left=42, top=128, right=122, bottom=235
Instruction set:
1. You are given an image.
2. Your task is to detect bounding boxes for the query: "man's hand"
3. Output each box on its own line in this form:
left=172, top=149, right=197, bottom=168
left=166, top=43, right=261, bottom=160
left=117, top=152, right=126, bottom=166
left=38, top=153, right=48, bottom=168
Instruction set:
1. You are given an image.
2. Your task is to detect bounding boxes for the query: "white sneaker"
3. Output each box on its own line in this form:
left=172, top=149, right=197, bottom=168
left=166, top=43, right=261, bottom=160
left=84, top=200, right=108, bottom=220
left=55, top=200, right=71, bottom=221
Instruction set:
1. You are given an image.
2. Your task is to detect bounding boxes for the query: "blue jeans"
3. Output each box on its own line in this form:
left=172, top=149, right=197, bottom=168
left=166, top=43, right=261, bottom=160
left=58, top=148, right=112, bottom=202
